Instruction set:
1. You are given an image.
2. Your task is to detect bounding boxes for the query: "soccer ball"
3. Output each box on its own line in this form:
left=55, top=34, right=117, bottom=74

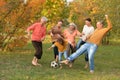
left=51, top=61, right=58, bottom=68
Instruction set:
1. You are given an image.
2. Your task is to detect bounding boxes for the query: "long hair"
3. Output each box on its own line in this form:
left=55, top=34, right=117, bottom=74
left=57, top=37, right=64, bottom=45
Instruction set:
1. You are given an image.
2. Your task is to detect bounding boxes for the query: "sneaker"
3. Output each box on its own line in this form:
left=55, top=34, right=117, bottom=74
left=90, top=70, right=94, bottom=74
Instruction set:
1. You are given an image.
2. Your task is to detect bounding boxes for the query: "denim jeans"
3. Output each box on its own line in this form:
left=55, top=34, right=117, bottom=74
left=68, top=42, right=98, bottom=70
left=59, top=50, right=68, bottom=63
left=76, top=39, right=86, bottom=50
left=76, top=39, right=88, bottom=61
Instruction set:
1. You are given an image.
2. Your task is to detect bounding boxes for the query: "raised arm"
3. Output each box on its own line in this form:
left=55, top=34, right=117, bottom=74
left=105, top=15, right=112, bottom=29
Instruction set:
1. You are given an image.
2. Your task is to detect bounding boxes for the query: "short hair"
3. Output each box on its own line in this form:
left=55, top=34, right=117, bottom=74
left=85, top=18, right=92, bottom=22
left=41, top=16, right=48, bottom=22
left=58, top=20, right=63, bottom=23
left=69, top=22, right=77, bottom=27
left=98, top=20, right=104, bottom=25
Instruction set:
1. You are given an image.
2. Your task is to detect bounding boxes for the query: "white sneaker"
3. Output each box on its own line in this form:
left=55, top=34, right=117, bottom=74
left=90, top=70, right=94, bottom=74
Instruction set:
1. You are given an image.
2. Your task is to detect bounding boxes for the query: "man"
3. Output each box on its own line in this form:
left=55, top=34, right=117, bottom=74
left=27, top=16, right=48, bottom=66
left=49, top=20, right=63, bottom=62
left=61, top=15, right=112, bottom=73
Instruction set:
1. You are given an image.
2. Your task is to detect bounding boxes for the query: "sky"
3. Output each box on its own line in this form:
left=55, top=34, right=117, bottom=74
left=67, top=0, right=73, bottom=2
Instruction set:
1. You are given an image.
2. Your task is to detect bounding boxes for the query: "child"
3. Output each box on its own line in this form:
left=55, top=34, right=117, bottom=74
left=48, top=37, right=69, bottom=68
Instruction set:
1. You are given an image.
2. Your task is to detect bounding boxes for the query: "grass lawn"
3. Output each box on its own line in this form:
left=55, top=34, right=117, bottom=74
left=0, top=43, right=120, bottom=80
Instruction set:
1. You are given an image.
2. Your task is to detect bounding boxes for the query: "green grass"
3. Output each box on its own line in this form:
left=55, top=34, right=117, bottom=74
left=0, top=43, right=120, bottom=80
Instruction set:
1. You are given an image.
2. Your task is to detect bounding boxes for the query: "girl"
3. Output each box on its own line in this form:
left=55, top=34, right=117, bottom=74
left=48, top=37, right=69, bottom=68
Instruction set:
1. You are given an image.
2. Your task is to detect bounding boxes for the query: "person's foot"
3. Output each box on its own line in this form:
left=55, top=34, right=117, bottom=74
left=60, top=60, right=69, bottom=65
left=84, top=62, right=89, bottom=69
left=90, top=70, right=94, bottom=74
left=36, top=63, right=42, bottom=66
left=59, top=64, right=62, bottom=69
left=32, top=61, right=37, bottom=66
left=68, top=62, right=73, bottom=68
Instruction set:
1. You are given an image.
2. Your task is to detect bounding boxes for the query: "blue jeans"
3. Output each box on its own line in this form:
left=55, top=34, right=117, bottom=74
left=76, top=39, right=86, bottom=50
left=76, top=39, right=88, bottom=61
left=68, top=42, right=98, bottom=70
left=59, top=50, right=68, bottom=63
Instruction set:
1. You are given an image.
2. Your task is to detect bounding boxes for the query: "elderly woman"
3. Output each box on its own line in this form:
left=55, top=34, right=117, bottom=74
left=27, top=16, right=48, bottom=66
left=63, top=23, right=81, bottom=67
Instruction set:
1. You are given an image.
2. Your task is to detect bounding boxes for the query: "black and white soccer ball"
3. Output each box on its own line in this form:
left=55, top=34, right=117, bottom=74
left=51, top=61, right=58, bottom=68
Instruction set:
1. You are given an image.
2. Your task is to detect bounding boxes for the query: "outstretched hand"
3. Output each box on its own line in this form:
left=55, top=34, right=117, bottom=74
left=105, top=15, right=108, bottom=19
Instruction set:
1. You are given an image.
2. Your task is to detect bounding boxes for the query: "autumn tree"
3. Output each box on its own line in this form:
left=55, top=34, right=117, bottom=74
left=0, top=0, right=46, bottom=51
left=68, top=0, right=120, bottom=44
left=0, top=0, right=68, bottom=51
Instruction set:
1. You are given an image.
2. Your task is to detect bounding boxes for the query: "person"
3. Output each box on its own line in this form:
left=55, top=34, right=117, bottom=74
left=76, top=18, right=94, bottom=69
left=48, top=37, right=69, bottom=69
left=48, top=20, right=63, bottom=62
left=26, top=16, right=48, bottom=66
left=64, top=23, right=81, bottom=55
left=63, top=23, right=82, bottom=67
left=61, top=15, right=112, bottom=73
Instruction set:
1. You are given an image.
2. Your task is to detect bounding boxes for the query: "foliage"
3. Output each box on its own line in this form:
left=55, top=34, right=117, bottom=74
left=0, top=0, right=67, bottom=51
left=68, top=0, right=120, bottom=44
left=0, top=0, right=120, bottom=51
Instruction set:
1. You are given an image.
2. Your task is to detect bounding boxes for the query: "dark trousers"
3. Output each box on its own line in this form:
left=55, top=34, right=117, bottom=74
left=67, top=43, right=76, bottom=62
left=69, top=44, right=76, bottom=55
left=32, top=41, right=42, bottom=59
left=52, top=42, right=59, bottom=59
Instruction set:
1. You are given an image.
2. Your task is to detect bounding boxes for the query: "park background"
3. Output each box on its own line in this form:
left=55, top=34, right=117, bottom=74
left=0, top=0, right=120, bottom=80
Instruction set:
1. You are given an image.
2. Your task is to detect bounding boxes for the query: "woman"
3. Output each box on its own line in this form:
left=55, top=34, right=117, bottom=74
left=63, top=23, right=81, bottom=67
left=76, top=18, right=94, bottom=69
left=27, top=16, right=48, bottom=66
